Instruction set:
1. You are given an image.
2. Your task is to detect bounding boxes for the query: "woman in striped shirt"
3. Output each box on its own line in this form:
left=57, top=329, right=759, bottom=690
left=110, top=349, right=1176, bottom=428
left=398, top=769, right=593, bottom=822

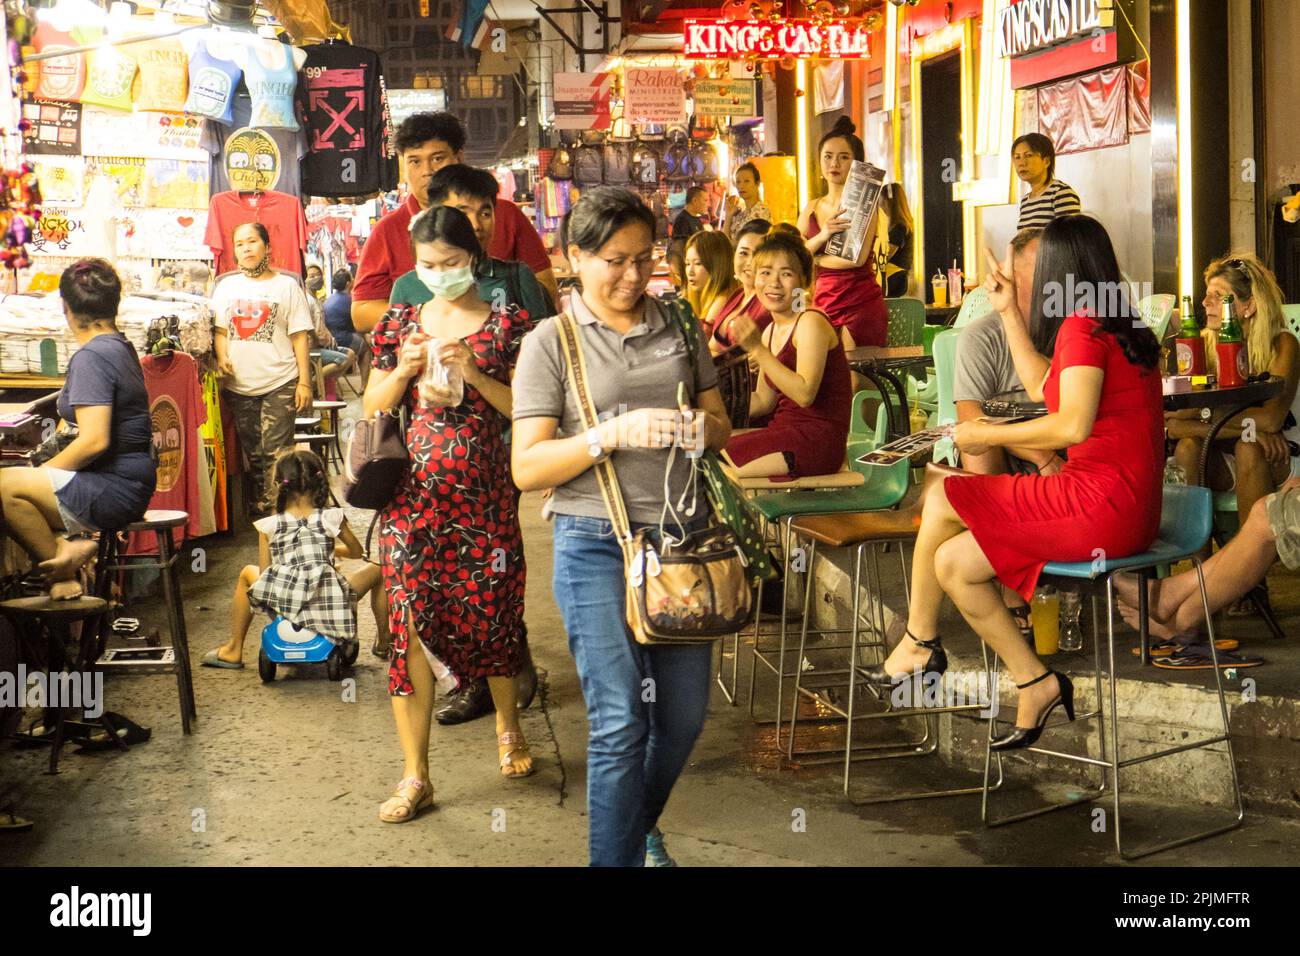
left=1013, top=133, right=1081, bottom=229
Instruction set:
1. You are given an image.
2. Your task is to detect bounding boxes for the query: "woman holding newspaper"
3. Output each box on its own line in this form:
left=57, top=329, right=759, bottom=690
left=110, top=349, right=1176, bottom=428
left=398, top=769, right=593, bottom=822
left=798, top=116, right=888, bottom=350
left=863, top=215, right=1163, bottom=751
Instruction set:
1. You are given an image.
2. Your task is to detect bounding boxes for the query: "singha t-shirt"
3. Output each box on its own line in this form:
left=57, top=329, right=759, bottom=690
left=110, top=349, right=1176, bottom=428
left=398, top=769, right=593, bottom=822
left=212, top=271, right=315, bottom=396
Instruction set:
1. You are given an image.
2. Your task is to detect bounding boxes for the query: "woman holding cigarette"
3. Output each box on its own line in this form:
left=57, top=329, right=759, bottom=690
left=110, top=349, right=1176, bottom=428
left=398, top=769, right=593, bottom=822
left=797, top=116, right=887, bottom=350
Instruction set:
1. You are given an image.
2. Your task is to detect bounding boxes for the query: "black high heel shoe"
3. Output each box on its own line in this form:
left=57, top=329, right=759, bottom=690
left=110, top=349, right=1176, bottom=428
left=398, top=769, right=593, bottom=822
left=989, top=670, right=1075, bottom=751
left=862, top=630, right=948, bottom=686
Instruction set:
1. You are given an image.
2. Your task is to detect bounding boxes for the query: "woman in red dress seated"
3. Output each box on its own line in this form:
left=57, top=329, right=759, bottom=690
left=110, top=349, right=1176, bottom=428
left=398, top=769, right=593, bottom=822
left=865, top=216, right=1165, bottom=750
left=723, top=229, right=851, bottom=478
left=708, top=218, right=773, bottom=354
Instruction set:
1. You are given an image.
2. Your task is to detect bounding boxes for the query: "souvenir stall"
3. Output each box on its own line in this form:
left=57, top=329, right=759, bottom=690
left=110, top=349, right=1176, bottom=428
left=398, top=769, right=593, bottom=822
left=536, top=50, right=772, bottom=251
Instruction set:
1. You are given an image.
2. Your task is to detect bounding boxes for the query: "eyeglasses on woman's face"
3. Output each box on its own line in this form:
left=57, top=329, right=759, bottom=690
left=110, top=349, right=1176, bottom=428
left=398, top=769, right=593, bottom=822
left=595, top=252, right=657, bottom=275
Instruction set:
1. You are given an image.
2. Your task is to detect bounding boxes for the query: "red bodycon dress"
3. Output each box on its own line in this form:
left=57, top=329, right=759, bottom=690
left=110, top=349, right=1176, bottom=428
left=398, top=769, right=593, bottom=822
left=944, top=312, right=1165, bottom=601
left=805, top=211, right=888, bottom=347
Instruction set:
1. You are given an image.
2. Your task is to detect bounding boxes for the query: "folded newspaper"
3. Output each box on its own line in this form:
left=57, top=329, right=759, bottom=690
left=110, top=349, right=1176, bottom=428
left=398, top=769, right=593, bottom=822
left=855, top=417, right=1028, bottom=467
left=825, top=160, right=888, bottom=262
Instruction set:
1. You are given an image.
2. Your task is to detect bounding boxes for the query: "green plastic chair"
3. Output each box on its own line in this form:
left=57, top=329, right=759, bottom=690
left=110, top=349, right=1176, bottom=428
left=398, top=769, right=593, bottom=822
left=848, top=389, right=890, bottom=444
left=884, top=297, right=925, bottom=347
left=930, top=327, right=960, bottom=465
left=1137, top=294, right=1177, bottom=341
left=1282, top=303, right=1300, bottom=339
left=953, top=287, right=990, bottom=329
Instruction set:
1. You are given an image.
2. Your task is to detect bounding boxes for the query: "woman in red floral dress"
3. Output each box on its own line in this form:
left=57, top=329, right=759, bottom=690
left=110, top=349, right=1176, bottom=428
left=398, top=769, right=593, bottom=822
left=363, top=206, right=537, bottom=824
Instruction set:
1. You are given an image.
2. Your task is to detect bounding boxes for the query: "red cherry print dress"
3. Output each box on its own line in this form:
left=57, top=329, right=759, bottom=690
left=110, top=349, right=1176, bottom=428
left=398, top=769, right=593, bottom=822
left=371, top=303, right=535, bottom=696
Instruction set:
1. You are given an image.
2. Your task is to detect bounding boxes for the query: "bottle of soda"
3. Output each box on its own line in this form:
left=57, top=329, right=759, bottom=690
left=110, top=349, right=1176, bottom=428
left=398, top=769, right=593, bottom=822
left=1216, top=294, right=1248, bottom=387
left=1175, top=295, right=1205, bottom=375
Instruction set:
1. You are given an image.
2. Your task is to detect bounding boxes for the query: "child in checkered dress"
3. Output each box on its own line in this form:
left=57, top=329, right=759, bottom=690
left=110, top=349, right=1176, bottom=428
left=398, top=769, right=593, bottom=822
left=201, top=450, right=389, bottom=669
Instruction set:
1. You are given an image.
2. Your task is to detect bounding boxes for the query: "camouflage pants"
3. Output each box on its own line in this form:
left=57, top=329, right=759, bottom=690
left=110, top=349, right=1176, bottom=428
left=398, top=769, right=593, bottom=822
left=225, top=379, right=298, bottom=509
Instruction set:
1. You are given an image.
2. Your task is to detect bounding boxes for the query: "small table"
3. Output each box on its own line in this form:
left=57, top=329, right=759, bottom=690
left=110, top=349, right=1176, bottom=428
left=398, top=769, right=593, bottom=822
left=926, top=304, right=960, bottom=326
left=846, top=346, right=935, bottom=440
left=1162, top=377, right=1284, bottom=485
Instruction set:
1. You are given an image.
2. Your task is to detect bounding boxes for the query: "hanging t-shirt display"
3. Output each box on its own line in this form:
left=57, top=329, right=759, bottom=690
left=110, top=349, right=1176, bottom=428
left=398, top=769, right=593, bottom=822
left=128, top=350, right=208, bottom=552
left=205, top=189, right=308, bottom=276
left=183, top=33, right=243, bottom=125
left=244, top=39, right=303, bottom=131
left=200, top=92, right=306, bottom=198
left=134, top=39, right=189, bottom=113
left=298, top=43, right=394, bottom=197
left=81, top=42, right=138, bottom=112
left=32, top=23, right=96, bottom=103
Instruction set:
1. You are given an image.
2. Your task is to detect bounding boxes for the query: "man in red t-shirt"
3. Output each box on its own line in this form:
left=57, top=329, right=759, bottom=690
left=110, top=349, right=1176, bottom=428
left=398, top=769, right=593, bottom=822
left=351, top=112, right=557, bottom=332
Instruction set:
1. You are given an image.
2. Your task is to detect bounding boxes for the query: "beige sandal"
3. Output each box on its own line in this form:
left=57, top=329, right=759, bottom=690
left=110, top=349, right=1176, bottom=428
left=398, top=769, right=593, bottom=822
left=498, top=731, right=535, bottom=779
left=378, top=777, right=433, bottom=823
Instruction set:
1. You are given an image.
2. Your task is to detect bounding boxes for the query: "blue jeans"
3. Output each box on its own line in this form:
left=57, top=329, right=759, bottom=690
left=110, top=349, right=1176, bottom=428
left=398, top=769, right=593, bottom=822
left=551, top=513, right=713, bottom=867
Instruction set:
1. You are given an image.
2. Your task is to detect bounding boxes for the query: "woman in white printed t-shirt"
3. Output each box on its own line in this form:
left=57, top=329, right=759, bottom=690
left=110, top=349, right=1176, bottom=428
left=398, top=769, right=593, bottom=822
left=212, top=221, right=315, bottom=510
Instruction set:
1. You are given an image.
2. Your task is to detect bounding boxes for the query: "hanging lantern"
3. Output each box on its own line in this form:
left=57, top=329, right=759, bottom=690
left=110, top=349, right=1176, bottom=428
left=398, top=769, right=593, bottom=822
left=779, top=54, right=796, bottom=71
left=813, top=0, right=834, bottom=22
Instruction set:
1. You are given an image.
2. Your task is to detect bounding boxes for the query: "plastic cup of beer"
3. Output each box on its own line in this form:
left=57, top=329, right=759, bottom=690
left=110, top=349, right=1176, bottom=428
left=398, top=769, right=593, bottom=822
left=1030, top=586, right=1060, bottom=656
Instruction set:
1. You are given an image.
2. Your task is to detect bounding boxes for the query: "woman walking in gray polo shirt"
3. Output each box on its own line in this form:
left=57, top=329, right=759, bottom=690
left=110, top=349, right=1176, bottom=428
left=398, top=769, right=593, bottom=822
left=512, top=188, right=732, bottom=866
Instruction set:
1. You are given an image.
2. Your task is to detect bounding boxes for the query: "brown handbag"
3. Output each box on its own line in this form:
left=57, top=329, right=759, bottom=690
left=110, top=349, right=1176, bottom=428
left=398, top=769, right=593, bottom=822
left=555, top=310, right=754, bottom=644
left=342, top=408, right=409, bottom=511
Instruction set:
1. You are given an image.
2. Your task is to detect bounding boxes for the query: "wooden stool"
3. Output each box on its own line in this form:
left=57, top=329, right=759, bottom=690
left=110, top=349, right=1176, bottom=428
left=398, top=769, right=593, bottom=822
left=1, top=594, right=119, bottom=773
left=95, top=510, right=196, bottom=735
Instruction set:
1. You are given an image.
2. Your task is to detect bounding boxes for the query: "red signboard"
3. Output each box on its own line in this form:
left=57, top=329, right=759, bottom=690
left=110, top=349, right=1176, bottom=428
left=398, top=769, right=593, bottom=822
left=996, top=0, right=1137, bottom=89
left=683, top=18, right=871, bottom=60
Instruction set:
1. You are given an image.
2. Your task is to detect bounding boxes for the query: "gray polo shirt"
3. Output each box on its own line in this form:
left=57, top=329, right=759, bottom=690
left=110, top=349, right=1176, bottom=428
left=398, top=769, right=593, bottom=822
left=513, top=294, right=718, bottom=524
left=952, top=312, right=1030, bottom=405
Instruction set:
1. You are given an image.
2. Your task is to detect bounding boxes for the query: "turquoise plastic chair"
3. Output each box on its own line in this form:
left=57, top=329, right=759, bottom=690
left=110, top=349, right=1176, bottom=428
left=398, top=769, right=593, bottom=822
left=953, top=287, right=990, bottom=329
left=1282, top=303, right=1300, bottom=338
left=1137, top=294, right=1177, bottom=341
left=885, top=297, right=925, bottom=347
left=848, top=389, right=890, bottom=444
left=930, top=327, right=960, bottom=465
left=983, top=486, right=1243, bottom=859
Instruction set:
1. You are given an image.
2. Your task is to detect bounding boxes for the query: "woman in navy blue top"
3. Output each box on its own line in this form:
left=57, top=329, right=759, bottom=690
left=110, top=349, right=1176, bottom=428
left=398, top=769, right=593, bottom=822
left=0, top=259, right=155, bottom=599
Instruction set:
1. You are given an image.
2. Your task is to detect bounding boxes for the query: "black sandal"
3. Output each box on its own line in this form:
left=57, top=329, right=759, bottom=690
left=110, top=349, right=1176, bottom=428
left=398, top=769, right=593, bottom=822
left=863, top=629, right=948, bottom=685
left=1009, top=603, right=1034, bottom=643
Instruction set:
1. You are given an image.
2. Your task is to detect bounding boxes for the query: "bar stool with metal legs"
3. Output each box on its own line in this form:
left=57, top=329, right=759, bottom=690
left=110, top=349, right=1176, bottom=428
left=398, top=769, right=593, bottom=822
left=785, top=508, right=999, bottom=802
left=312, top=399, right=348, bottom=474
left=980, top=485, right=1244, bottom=859
left=713, top=467, right=864, bottom=707
left=94, top=510, right=196, bottom=735
left=737, top=460, right=912, bottom=756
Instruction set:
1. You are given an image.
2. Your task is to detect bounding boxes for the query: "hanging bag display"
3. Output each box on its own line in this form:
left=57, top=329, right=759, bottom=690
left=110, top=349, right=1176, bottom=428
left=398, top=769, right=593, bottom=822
left=555, top=308, right=760, bottom=644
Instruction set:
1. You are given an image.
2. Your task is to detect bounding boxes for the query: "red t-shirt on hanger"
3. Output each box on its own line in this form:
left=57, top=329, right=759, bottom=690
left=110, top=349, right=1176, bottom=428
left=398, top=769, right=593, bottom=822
left=206, top=190, right=308, bottom=276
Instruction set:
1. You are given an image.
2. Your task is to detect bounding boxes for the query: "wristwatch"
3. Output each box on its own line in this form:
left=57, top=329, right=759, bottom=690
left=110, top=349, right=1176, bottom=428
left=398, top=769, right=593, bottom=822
left=586, top=426, right=606, bottom=460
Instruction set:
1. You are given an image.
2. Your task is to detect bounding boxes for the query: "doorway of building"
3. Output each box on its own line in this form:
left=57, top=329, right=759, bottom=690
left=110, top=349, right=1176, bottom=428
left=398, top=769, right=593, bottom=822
left=920, top=50, right=963, bottom=301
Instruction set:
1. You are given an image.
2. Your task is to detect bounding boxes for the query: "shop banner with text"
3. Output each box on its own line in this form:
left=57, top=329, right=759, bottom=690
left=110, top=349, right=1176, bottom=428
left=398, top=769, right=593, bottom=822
left=553, top=73, right=612, bottom=130
left=691, top=79, right=757, bottom=119
left=624, top=68, right=686, bottom=125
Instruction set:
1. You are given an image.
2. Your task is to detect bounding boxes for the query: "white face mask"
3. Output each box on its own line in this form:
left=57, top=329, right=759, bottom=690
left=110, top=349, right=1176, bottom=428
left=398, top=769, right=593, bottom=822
left=417, top=264, right=474, bottom=300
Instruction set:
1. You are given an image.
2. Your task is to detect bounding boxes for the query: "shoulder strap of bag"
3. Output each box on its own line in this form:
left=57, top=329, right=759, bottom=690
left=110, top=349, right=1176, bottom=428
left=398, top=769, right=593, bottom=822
left=555, top=311, right=635, bottom=545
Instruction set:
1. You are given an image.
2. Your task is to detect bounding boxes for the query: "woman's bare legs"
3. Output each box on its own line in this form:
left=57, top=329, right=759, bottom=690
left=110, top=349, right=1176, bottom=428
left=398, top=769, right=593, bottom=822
left=727, top=451, right=792, bottom=478
left=879, top=478, right=966, bottom=674
left=344, top=562, right=390, bottom=650
left=935, top=531, right=1061, bottom=727
left=0, top=468, right=96, bottom=598
left=1115, top=496, right=1280, bottom=637
left=387, top=612, right=437, bottom=816
left=487, top=675, right=532, bottom=776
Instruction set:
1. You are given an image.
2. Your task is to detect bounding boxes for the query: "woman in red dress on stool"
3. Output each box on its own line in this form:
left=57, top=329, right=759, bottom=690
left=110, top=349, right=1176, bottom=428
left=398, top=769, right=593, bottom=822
left=724, top=229, right=851, bottom=478
left=865, top=215, right=1164, bottom=750
left=798, top=117, right=888, bottom=352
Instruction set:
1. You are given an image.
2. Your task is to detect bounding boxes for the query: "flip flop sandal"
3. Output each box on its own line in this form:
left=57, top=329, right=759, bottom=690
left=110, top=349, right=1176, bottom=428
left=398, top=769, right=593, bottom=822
left=0, top=811, right=33, bottom=832
left=1132, top=638, right=1238, bottom=657
left=12, top=718, right=56, bottom=748
left=201, top=648, right=244, bottom=669
left=111, top=617, right=140, bottom=634
left=74, top=713, right=151, bottom=751
left=378, top=777, right=433, bottom=823
left=1152, top=649, right=1263, bottom=670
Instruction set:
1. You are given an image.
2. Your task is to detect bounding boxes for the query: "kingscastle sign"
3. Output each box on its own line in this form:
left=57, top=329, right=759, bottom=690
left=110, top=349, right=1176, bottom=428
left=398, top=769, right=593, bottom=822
left=995, top=0, right=1135, bottom=88
left=683, top=18, right=872, bottom=60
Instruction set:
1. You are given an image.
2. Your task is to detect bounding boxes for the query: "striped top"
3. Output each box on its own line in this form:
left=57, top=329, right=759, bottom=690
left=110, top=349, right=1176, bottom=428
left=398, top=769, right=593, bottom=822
left=1017, top=179, right=1082, bottom=229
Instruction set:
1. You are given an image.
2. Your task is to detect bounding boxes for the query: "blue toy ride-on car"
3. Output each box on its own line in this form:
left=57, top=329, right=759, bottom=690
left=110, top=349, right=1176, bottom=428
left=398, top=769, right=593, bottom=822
left=258, top=617, right=359, bottom=682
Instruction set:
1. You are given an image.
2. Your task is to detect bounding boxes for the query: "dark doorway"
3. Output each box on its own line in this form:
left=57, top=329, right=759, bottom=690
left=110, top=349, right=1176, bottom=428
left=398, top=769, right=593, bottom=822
left=920, top=51, right=963, bottom=301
